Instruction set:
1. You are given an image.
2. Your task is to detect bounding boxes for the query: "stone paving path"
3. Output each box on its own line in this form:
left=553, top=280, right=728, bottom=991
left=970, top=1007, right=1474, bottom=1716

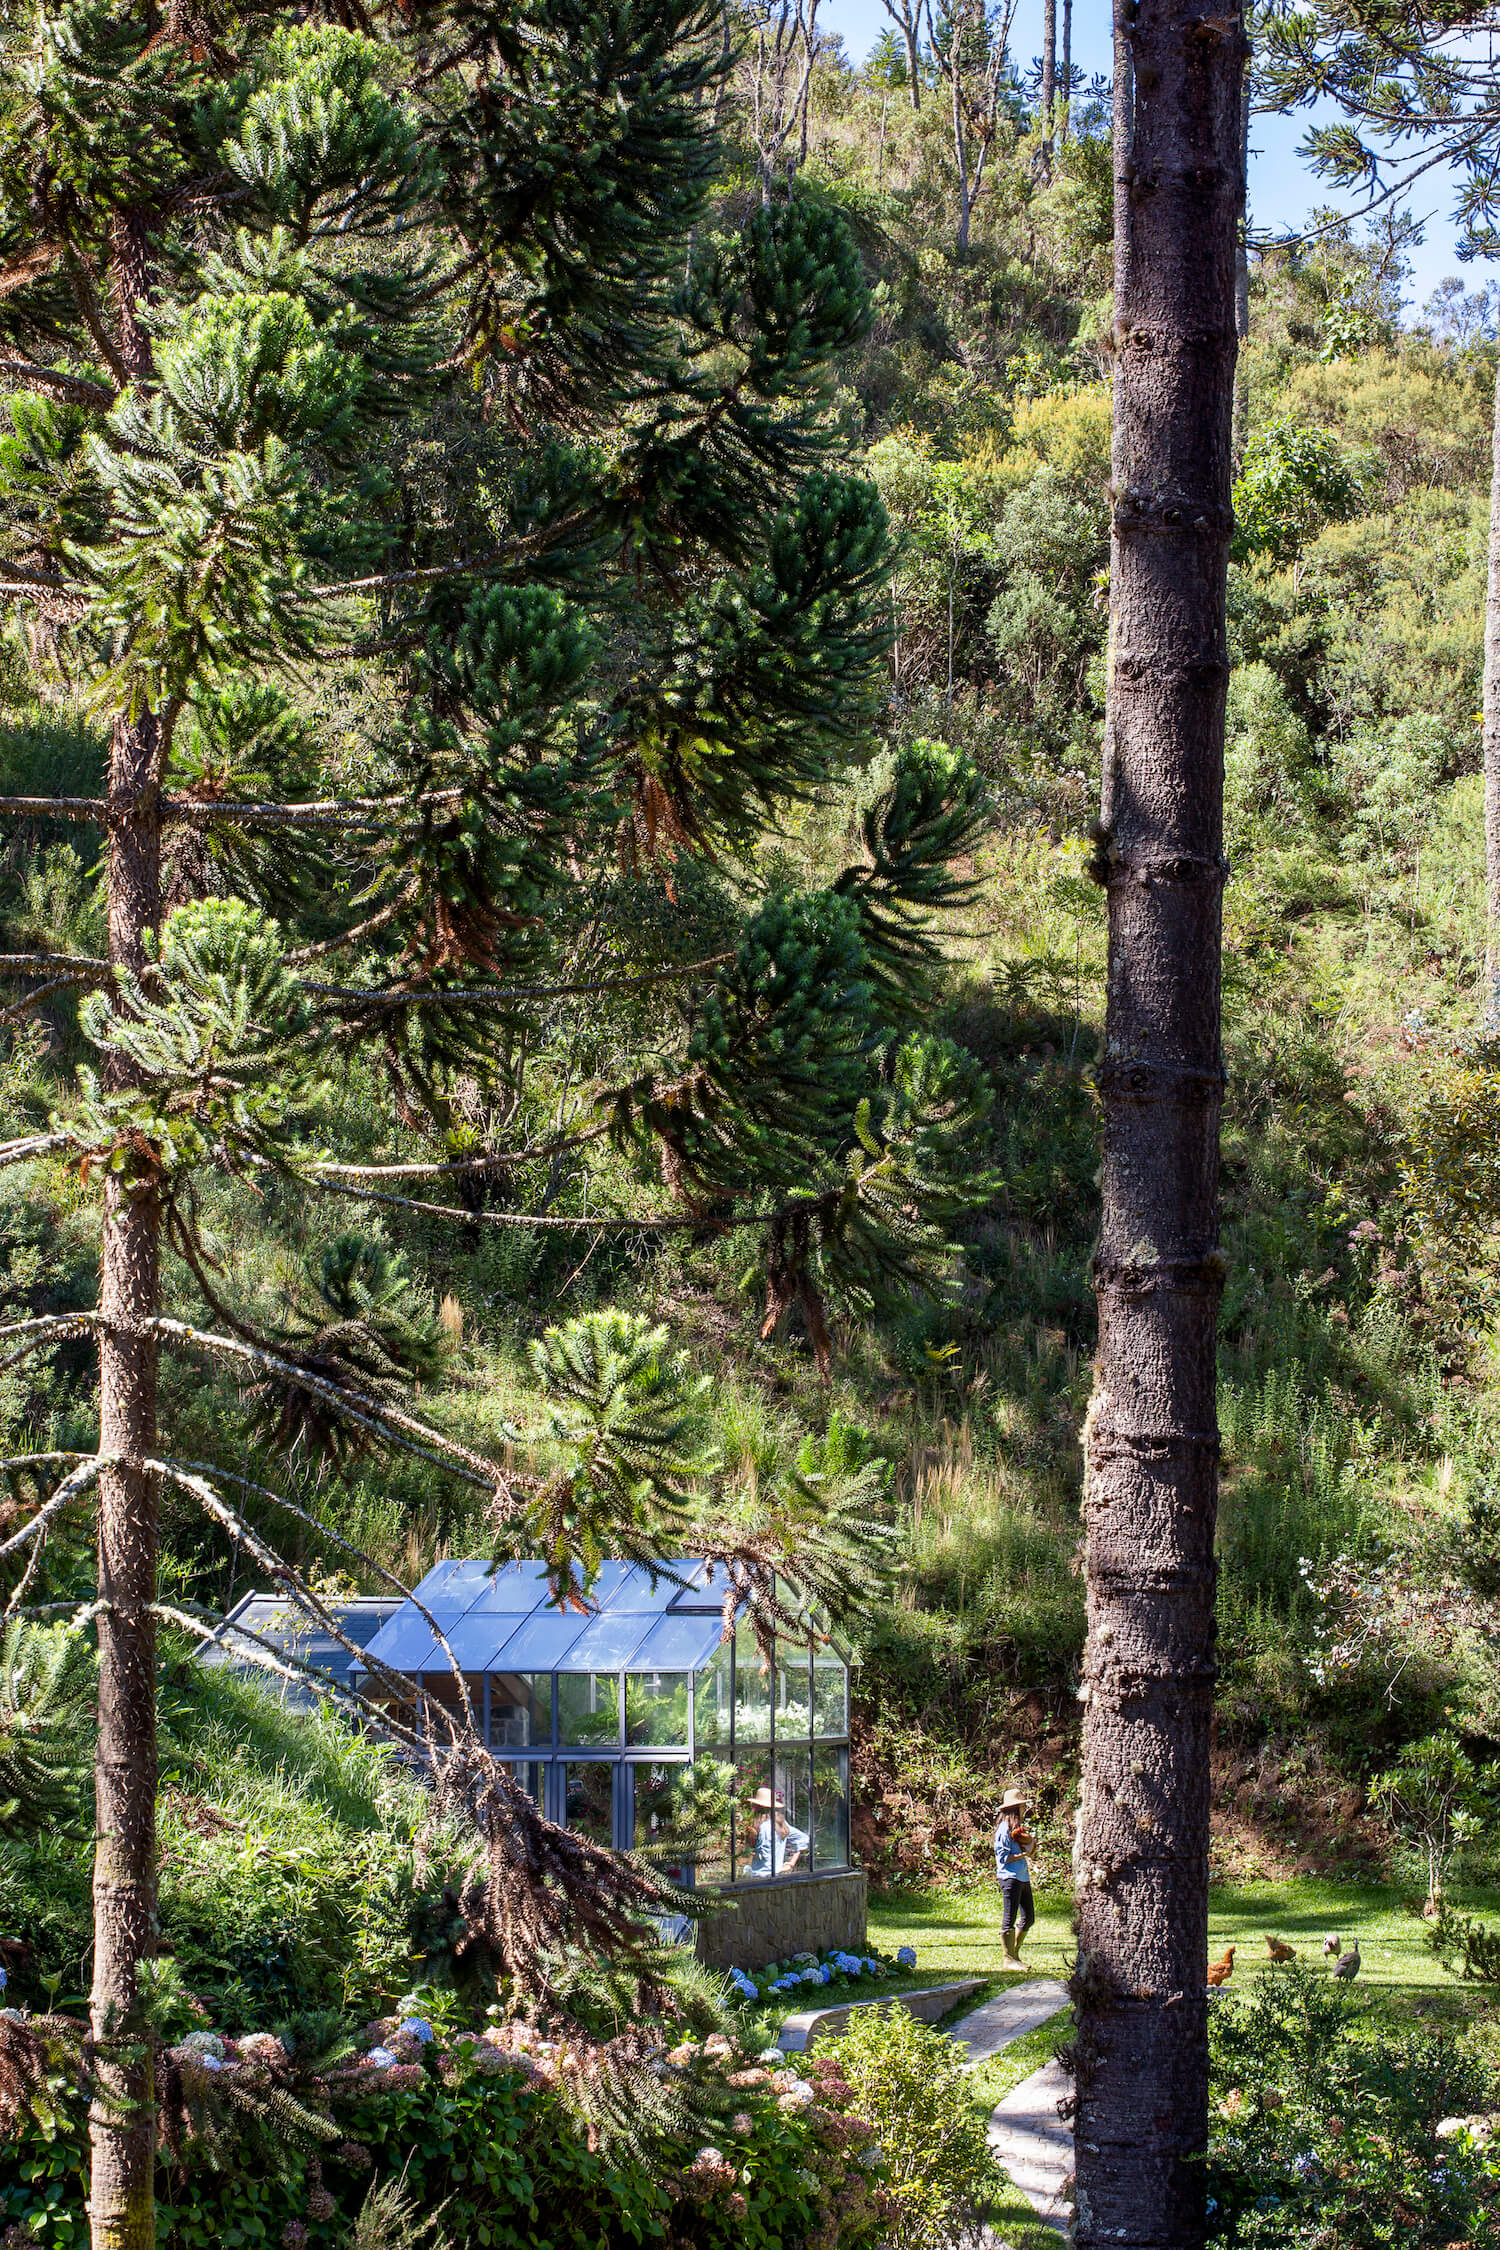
left=985, top=2058, right=1074, bottom=2235
left=948, top=1980, right=1073, bottom=2240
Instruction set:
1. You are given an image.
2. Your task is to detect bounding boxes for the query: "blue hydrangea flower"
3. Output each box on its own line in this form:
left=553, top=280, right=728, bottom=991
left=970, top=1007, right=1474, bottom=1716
left=365, top=2047, right=397, bottom=2068
left=399, top=2017, right=434, bottom=2043
left=896, top=1945, right=917, bottom=1968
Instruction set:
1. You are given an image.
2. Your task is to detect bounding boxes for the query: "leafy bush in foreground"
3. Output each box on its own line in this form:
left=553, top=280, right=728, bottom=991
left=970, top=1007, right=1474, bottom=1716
left=1206, top=1965, right=1500, bottom=2246
left=830, top=2004, right=1001, bottom=2249
left=0, top=2011, right=892, bottom=2250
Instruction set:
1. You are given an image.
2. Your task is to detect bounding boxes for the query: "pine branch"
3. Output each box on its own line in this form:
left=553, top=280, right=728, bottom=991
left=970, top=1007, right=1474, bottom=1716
left=0, top=1312, right=99, bottom=1379
left=0, top=1132, right=78, bottom=1169
left=0, top=797, right=105, bottom=820
left=0, top=356, right=115, bottom=408
left=0, top=1456, right=109, bottom=1562
left=283, top=884, right=419, bottom=965
left=0, top=971, right=103, bottom=1025
left=147, top=1458, right=478, bottom=1728
left=153, top=1600, right=429, bottom=1757
left=0, top=954, right=111, bottom=977
left=152, top=1316, right=513, bottom=1496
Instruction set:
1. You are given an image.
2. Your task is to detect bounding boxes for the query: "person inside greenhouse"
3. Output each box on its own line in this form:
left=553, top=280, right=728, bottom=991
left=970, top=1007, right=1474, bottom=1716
left=746, top=1787, right=808, bottom=1877
left=993, top=1785, right=1036, bottom=1966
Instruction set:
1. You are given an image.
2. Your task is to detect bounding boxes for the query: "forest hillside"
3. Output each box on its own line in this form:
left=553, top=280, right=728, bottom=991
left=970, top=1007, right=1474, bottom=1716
left=4, top=0, right=1499, bottom=2022
left=2, top=26, right=1500, bottom=1944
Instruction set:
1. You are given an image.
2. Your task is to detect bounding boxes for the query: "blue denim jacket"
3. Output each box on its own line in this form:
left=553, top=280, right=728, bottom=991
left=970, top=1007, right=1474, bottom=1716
left=994, top=1816, right=1030, bottom=1883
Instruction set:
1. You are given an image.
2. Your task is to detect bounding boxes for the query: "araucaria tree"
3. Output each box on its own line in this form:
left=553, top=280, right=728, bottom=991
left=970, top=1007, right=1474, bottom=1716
left=1073, top=1, right=1243, bottom=2246
left=0, top=4, right=991, bottom=2243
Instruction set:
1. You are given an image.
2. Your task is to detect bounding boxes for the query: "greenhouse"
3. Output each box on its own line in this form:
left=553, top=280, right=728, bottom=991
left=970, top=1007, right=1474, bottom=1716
left=351, top=1557, right=857, bottom=1885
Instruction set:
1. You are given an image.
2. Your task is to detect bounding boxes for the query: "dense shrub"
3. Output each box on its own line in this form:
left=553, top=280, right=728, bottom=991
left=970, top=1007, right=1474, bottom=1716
left=0, top=2014, right=891, bottom=2250
left=1206, top=1965, right=1500, bottom=2246
left=831, top=2003, right=1002, bottom=2248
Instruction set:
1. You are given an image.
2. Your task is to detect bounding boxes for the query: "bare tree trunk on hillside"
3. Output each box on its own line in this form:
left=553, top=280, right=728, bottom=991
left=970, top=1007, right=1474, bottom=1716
left=1232, top=58, right=1252, bottom=468
left=1485, top=342, right=1500, bottom=1027
left=89, top=222, right=165, bottom=2250
left=1039, top=0, right=1056, bottom=176
left=1074, top=3, right=1243, bottom=2246
left=883, top=0, right=923, bottom=109
left=1061, top=0, right=1073, bottom=143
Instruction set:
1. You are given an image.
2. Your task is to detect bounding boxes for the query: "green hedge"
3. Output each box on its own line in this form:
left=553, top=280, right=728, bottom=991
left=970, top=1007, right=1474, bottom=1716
left=2, top=2020, right=888, bottom=2250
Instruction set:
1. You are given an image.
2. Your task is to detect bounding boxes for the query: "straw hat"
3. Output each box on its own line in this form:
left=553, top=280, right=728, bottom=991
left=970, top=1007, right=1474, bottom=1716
left=748, top=1787, right=785, bottom=1810
left=998, top=1785, right=1029, bottom=1814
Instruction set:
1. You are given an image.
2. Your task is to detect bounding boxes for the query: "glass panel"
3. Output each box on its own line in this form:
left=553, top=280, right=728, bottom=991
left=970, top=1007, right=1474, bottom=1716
left=459, top=1561, right=554, bottom=1614
left=558, top=1670, right=620, bottom=1747
left=598, top=1562, right=700, bottom=1613
left=693, top=1636, right=734, bottom=1750
left=562, top=1608, right=660, bottom=1669
left=733, top=1750, right=771, bottom=1882
left=813, top=1646, right=848, bottom=1738
left=417, top=1672, right=484, bottom=1736
left=631, top=1611, right=728, bottom=1673
left=445, top=1611, right=534, bottom=1671
left=773, top=1749, right=812, bottom=1877
left=408, top=1557, right=498, bottom=1613
left=488, top=1672, right=548, bottom=1749
left=625, top=1669, right=689, bottom=1747
left=812, top=1745, right=849, bottom=1869
left=363, top=1602, right=443, bottom=1672
left=489, top=1609, right=591, bottom=1670
left=563, top=1761, right=615, bottom=1845
left=499, top=1759, right=545, bottom=1805
left=775, top=1638, right=811, bottom=1738
left=732, top=1622, right=771, bottom=1745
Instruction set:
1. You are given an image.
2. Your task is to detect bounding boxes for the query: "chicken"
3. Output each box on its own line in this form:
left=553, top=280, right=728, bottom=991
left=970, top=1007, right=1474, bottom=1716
left=1265, top=1935, right=1296, bottom=1963
left=1323, top=1933, right=1341, bottom=1958
left=1206, top=1945, right=1236, bottom=1988
left=1330, top=1939, right=1361, bottom=1982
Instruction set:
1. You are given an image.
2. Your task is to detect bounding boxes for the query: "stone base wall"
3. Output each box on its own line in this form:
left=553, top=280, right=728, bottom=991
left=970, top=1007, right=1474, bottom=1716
left=693, top=1868, right=868, bottom=1970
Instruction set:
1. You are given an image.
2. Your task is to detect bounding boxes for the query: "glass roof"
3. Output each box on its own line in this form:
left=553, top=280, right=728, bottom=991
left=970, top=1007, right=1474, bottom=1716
left=358, top=1559, right=854, bottom=1677
left=627, top=1609, right=729, bottom=1672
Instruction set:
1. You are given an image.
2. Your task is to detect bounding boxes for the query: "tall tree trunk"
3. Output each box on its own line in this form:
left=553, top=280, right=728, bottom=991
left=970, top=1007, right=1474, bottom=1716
left=89, top=709, right=164, bottom=2250
left=1232, top=59, right=1252, bottom=469
left=89, top=213, right=163, bottom=2250
left=1061, top=0, right=1073, bottom=143
left=1485, top=341, right=1500, bottom=1027
left=1039, top=0, right=1056, bottom=176
left=1074, top=3, right=1243, bottom=2247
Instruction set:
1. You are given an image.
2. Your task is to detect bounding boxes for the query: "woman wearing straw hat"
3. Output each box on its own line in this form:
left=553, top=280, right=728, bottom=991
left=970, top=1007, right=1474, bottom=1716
left=993, top=1785, right=1035, bottom=1967
left=745, top=1786, right=809, bottom=1879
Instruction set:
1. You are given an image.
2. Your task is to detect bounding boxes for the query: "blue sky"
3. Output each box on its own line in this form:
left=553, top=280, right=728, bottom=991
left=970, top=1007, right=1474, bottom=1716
left=818, top=0, right=1473, bottom=315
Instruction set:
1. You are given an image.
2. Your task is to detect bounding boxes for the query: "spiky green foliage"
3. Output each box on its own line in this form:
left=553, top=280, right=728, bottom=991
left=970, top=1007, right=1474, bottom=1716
left=524, top=1313, right=712, bottom=1583
left=0, top=1619, right=92, bottom=1838
left=73, top=900, right=314, bottom=1178
left=247, top=1235, right=451, bottom=1475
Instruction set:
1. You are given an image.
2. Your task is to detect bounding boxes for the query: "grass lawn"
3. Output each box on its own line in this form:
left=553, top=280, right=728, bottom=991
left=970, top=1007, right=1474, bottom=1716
left=871, top=1876, right=1500, bottom=1994
left=866, top=1879, right=1500, bottom=2248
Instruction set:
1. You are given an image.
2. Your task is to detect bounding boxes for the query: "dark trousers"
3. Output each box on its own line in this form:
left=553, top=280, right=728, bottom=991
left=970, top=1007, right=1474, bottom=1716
left=1000, top=1876, right=1035, bottom=1939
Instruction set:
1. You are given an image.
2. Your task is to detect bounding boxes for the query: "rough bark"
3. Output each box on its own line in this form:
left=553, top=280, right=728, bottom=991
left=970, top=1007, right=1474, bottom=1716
left=1061, top=0, right=1073, bottom=142
left=89, top=204, right=164, bottom=2250
left=1039, top=0, right=1056, bottom=176
left=89, top=708, right=164, bottom=2250
left=1485, top=341, right=1500, bottom=1027
left=1073, top=1, right=1243, bottom=2245
left=1232, top=62, right=1252, bottom=469
left=883, top=0, right=922, bottom=109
